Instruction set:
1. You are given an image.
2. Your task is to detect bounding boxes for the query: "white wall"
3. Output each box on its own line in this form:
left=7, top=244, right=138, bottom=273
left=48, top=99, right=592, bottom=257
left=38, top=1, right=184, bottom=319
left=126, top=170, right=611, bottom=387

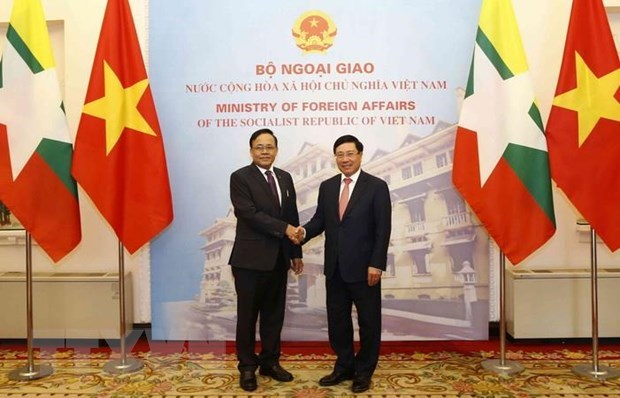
left=0, top=0, right=151, bottom=323
left=511, top=0, right=620, bottom=270
left=0, top=0, right=619, bottom=325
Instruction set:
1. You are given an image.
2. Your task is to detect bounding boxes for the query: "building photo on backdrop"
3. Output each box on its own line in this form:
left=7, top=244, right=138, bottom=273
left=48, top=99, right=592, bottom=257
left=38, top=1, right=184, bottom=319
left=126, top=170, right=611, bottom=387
left=146, top=0, right=496, bottom=342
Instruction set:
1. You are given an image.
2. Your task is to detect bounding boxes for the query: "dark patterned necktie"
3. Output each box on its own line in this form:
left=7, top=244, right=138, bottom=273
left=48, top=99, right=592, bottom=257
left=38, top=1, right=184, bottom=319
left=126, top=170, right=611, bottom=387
left=265, top=170, right=279, bottom=204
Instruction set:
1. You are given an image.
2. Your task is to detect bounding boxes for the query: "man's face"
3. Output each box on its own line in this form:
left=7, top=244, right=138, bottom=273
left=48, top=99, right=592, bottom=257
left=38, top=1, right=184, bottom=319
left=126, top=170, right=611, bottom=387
left=250, top=133, right=278, bottom=169
left=334, top=142, right=362, bottom=177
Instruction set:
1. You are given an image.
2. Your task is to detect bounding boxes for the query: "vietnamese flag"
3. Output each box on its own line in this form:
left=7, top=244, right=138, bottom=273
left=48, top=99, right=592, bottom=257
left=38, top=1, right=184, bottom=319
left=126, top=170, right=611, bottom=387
left=452, top=0, right=556, bottom=264
left=0, top=0, right=81, bottom=262
left=546, top=0, right=620, bottom=251
left=72, top=0, right=173, bottom=253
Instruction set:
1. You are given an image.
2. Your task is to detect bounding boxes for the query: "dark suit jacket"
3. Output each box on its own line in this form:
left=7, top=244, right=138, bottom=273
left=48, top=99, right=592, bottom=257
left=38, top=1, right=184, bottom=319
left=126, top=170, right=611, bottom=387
left=304, top=170, right=391, bottom=282
left=229, top=164, right=301, bottom=271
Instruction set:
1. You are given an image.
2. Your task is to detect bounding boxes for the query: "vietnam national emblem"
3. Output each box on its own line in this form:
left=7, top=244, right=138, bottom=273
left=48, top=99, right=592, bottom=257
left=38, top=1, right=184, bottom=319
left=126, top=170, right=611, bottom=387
left=292, top=11, right=337, bottom=54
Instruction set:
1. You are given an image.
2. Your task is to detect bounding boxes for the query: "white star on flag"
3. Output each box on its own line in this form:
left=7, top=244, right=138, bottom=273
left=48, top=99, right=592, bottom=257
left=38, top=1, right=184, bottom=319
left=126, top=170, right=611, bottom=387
left=0, top=43, right=69, bottom=181
left=458, top=43, right=548, bottom=186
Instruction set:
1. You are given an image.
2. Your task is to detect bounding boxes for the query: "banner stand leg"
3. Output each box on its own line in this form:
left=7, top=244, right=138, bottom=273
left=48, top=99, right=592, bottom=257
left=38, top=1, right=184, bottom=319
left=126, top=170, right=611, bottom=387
left=482, top=251, right=523, bottom=375
left=9, top=231, right=53, bottom=381
left=572, top=226, right=619, bottom=381
left=103, top=240, right=143, bottom=374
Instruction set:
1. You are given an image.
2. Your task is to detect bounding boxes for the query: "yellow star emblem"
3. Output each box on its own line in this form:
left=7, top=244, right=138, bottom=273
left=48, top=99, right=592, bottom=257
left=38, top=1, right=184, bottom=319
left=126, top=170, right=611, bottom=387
left=553, top=52, right=620, bottom=147
left=83, top=61, right=156, bottom=154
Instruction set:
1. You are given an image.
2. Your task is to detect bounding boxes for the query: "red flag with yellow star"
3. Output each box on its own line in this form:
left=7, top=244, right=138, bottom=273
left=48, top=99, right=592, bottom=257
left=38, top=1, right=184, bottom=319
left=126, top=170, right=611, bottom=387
left=72, top=0, right=173, bottom=253
left=546, top=0, right=620, bottom=251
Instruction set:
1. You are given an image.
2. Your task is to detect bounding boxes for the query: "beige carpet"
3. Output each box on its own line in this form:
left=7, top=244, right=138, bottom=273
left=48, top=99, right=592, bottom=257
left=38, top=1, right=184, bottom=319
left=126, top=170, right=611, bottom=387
left=1, top=348, right=620, bottom=397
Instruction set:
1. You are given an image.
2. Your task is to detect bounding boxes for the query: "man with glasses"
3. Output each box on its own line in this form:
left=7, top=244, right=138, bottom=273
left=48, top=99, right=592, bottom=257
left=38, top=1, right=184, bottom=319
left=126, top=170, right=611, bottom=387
left=229, top=128, right=303, bottom=392
left=299, top=134, right=391, bottom=393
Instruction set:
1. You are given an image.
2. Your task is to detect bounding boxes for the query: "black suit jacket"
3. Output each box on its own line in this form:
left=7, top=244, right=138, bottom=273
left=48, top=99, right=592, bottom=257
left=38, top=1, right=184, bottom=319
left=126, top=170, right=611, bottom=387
left=229, top=164, right=301, bottom=271
left=304, top=170, right=391, bottom=282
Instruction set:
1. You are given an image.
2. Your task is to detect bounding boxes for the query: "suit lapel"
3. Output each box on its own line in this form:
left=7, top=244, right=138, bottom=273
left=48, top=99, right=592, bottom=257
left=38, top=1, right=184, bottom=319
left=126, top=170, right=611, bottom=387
left=274, top=169, right=286, bottom=201
left=328, top=175, right=342, bottom=221
left=274, top=169, right=287, bottom=212
left=249, top=165, right=271, bottom=196
left=341, top=171, right=367, bottom=220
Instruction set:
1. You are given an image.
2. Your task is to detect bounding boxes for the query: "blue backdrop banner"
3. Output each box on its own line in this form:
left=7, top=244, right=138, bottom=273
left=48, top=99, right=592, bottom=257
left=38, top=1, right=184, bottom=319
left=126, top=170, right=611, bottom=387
left=149, top=0, right=489, bottom=341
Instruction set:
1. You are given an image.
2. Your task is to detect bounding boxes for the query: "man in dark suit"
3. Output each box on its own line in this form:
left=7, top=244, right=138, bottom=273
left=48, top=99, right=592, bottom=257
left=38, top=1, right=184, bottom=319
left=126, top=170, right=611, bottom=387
left=229, top=128, right=304, bottom=392
left=301, top=134, right=391, bottom=393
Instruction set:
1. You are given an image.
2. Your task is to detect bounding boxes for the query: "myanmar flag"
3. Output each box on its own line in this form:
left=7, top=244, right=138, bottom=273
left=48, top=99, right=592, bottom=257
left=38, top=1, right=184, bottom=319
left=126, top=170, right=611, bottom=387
left=72, top=0, right=173, bottom=253
left=0, top=0, right=81, bottom=262
left=546, top=0, right=620, bottom=251
left=452, top=0, right=556, bottom=265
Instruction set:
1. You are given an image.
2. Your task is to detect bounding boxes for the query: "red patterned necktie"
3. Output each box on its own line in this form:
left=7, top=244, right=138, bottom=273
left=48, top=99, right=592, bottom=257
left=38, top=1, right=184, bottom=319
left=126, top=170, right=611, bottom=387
left=339, top=177, right=352, bottom=220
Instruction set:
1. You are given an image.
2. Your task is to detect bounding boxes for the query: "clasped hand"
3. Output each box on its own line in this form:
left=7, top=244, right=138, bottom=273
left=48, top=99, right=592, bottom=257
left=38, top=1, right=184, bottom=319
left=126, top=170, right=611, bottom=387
left=285, top=225, right=304, bottom=245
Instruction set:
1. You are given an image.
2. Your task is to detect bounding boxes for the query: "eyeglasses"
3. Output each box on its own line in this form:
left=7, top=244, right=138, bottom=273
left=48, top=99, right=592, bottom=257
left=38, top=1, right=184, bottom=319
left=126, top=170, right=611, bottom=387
left=335, top=151, right=359, bottom=160
left=253, top=145, right=277, bottom=152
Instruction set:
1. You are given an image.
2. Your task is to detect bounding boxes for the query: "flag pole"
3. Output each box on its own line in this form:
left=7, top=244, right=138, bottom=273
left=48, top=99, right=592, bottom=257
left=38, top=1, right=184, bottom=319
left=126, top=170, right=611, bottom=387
left=103, top=240, right=143, bottom=374
left=481, top=250, right=523, bottom=375
left=9, top=231, right=53, bottom=381
left=572, top=225, right=619, bottom=380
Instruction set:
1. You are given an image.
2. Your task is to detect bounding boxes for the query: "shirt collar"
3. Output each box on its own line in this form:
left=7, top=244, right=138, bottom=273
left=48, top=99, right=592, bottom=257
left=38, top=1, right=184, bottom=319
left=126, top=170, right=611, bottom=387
left=341, top=169, right=361, bottom=183
left=255, top=164, right=274, bottom=174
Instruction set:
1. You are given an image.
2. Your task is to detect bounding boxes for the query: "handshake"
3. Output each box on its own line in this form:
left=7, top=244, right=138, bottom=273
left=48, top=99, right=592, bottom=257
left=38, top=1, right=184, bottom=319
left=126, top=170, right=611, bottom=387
left=286, top=225, right=305, bottom=245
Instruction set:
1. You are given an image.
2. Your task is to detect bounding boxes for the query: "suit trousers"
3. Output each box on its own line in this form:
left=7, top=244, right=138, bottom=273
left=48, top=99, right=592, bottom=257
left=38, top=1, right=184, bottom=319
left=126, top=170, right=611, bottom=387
left=326, top=264, right=382, bottom=378
left=232, top=249, right=288, bottom=372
